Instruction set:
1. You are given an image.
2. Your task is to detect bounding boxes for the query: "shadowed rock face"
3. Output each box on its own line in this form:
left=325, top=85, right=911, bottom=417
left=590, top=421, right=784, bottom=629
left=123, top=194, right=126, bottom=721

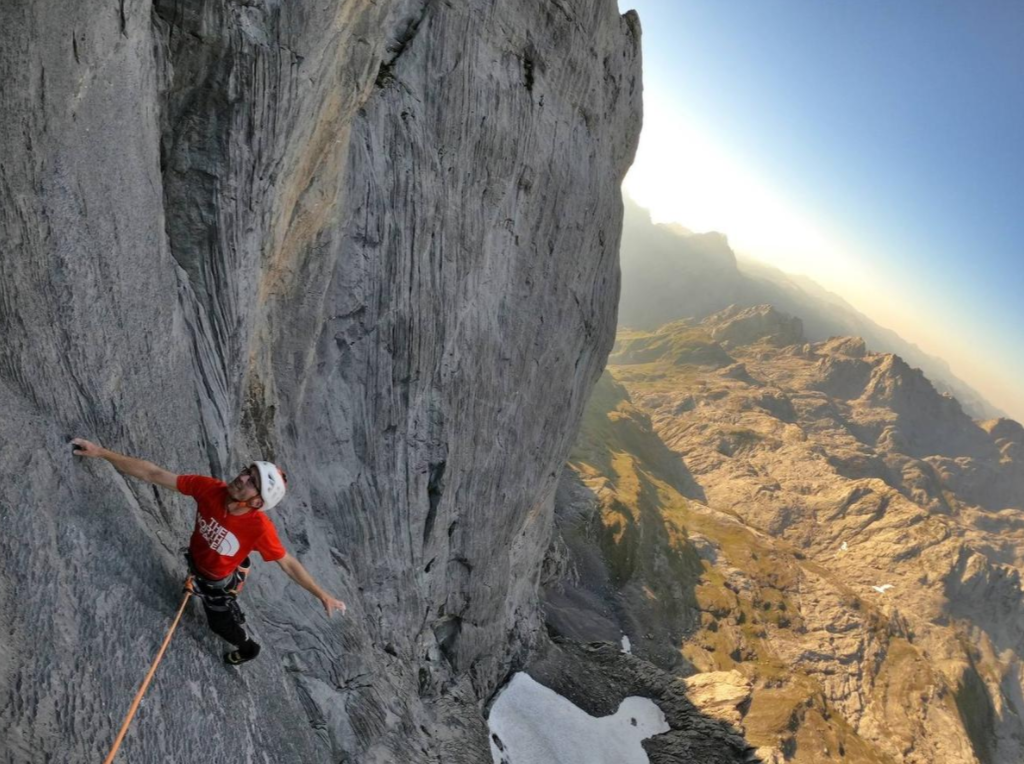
left=0, top=1, right=641, bottom=761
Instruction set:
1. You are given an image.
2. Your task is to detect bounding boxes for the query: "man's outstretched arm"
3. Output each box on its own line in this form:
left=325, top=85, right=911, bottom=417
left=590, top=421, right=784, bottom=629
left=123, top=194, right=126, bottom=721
left=276, top=553, right=347, bottom=616
left=71, top=438, right=179, bottom=490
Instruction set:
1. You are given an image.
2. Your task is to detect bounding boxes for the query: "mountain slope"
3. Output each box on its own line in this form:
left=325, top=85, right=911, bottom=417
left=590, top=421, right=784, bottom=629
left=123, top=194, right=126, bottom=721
left=618, top=199, right=1006, bottom=421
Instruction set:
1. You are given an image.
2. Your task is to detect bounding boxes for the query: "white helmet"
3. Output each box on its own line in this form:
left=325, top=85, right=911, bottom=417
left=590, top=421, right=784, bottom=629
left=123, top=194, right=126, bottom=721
left=252, top=461, right=287, bottom=511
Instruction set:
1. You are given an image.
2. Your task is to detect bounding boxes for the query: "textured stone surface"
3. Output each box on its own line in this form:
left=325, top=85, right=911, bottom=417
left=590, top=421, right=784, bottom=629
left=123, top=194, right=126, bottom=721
left=0, top=1, right=640, bottom=761
left=682, top=671, right=753, bottom=730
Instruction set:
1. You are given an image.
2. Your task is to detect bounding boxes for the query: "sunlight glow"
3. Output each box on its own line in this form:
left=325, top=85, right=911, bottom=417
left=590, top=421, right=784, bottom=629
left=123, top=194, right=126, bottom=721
left=624, top=96, right=870, bottom=299
left=620, top=92, right=1024, bottom=419
left=622, top=93, right=944, bottom=364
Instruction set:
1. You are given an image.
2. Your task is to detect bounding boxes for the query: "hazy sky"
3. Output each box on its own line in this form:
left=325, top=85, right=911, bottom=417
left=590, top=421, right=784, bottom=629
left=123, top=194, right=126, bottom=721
left=621, top=0, right=1024, bottom=422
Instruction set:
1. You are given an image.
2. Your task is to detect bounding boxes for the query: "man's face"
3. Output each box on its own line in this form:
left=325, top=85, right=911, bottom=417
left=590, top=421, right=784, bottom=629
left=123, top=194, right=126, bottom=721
left=228, top=465, right=263, bottom=507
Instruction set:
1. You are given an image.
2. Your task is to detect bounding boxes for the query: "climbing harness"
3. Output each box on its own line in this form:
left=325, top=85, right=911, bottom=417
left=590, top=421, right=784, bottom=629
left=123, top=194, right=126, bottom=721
left=183, top=549, right=252, bottom=601
left=101, top=578, right=194, bottom=764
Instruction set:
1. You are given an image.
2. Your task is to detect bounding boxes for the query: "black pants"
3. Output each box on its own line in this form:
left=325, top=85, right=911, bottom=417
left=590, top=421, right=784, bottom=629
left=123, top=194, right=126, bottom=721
left=190, top=556, right=259, bottom=657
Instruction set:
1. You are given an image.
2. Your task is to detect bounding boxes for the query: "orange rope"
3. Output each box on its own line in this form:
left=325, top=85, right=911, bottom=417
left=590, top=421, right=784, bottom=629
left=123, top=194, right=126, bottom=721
left=102, top=582, right=193, bottom=764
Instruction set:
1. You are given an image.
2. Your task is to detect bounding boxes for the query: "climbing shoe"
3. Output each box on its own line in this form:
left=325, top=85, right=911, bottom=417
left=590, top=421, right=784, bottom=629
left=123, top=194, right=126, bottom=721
left=224, top=640, right=261, bottom=666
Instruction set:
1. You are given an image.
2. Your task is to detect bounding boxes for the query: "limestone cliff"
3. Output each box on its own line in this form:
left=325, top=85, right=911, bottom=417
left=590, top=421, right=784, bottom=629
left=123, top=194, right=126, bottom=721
left=0, top=1, right=640, bottom=761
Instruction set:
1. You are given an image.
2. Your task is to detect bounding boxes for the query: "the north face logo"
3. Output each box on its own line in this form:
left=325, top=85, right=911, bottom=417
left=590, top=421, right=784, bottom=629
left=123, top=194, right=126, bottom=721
left=197, top=514, right=240, bottom=556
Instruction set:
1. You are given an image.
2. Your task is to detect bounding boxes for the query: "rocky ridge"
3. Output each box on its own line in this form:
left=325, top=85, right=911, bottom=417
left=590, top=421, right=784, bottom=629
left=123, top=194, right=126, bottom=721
left=617, top=199, right=1006, bottom=421
left=545, top=304, right=1024, bottom=763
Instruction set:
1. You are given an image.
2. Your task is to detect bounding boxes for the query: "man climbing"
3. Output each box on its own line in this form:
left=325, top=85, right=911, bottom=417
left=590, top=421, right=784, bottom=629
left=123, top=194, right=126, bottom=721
left=71, top=438, right=346, bottom=666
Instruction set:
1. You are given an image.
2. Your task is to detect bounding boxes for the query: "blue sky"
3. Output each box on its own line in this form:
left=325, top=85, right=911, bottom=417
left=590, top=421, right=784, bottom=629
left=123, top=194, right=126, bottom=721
left=620, top=0, right=1024, bottom=422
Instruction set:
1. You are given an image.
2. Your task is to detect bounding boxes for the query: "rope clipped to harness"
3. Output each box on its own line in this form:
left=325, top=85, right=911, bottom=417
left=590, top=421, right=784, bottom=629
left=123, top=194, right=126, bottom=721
left=101, top=579, right=194, bottom=764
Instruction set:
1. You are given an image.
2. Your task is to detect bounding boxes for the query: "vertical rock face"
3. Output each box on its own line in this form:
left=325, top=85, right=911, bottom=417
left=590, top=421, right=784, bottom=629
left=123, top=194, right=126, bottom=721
left=0, top=1, right=641, bottom=761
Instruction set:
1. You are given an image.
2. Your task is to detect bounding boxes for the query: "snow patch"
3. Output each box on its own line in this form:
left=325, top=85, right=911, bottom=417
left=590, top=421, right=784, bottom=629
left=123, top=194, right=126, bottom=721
left=621, top=635, right=632, bottom=654
left=488, top=672, right=668, bottom=764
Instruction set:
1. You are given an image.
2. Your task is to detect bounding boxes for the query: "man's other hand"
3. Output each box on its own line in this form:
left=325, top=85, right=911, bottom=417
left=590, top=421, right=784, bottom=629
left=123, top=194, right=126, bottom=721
left=320, top=594, right=347, bottom=617
left=71, top=438, right=103, bottom=457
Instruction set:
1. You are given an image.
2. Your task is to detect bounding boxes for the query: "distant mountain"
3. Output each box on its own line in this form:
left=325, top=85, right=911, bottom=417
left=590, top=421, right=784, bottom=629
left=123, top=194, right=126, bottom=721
left=618, top=198, right=1006, bottom=421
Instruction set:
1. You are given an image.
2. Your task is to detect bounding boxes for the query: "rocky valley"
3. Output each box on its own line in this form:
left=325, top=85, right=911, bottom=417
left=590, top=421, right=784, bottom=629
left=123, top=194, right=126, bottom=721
left=545, top=304, right=1024, bottom=763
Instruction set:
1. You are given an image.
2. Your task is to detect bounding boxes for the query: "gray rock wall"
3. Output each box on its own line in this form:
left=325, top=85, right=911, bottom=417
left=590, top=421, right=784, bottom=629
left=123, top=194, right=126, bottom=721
left=0, top=1, right=641, bottom=761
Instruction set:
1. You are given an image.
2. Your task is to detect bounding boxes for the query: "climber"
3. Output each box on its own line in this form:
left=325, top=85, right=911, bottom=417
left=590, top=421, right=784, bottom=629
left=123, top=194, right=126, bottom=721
left=71, top=438, right=346, bottom=666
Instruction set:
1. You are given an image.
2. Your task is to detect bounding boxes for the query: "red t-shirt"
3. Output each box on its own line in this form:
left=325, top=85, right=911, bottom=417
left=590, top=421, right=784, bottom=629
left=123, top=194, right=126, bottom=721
left=178, top=475, right=286, bottom=580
